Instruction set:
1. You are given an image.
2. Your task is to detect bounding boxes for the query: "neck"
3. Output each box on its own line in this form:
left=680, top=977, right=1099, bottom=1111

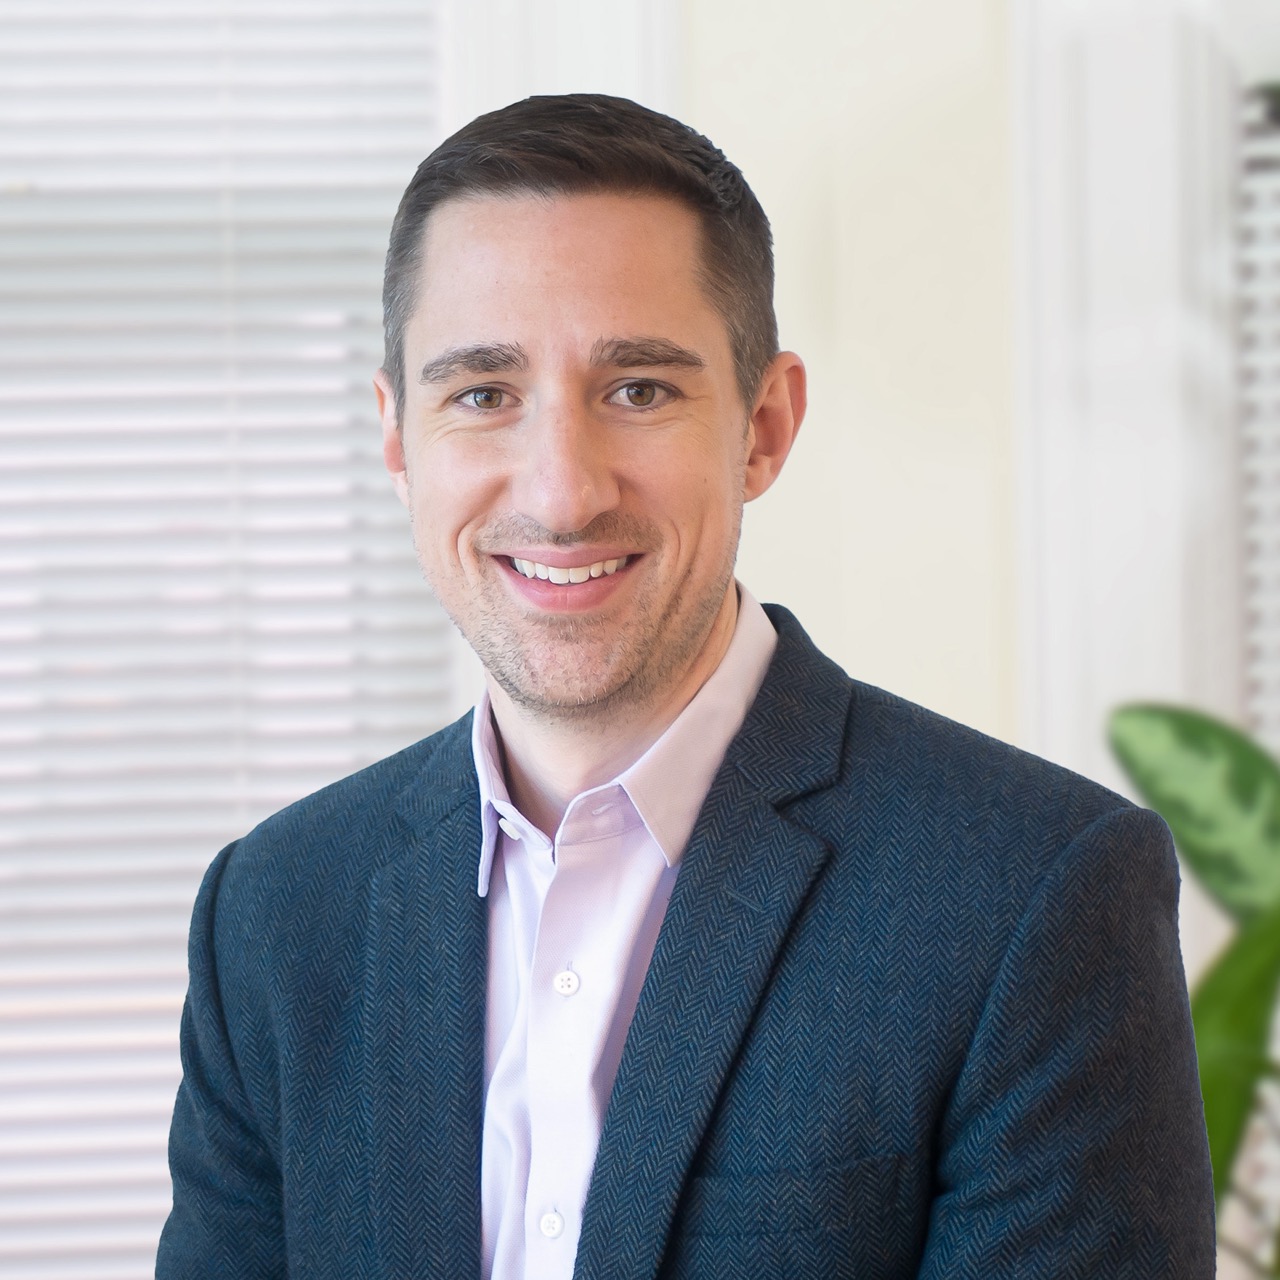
left=487, top=586, right=740, bottom=836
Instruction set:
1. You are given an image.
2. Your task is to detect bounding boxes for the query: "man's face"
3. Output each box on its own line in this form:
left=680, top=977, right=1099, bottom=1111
left=378, top=191, right=789, bottom=723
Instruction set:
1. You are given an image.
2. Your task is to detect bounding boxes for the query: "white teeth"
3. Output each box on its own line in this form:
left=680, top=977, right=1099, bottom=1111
left=510, top=556, right=629, bottom=582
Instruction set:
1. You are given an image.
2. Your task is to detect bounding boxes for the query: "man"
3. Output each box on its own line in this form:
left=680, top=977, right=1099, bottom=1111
left=158, top=94, right=1215, bottom=1278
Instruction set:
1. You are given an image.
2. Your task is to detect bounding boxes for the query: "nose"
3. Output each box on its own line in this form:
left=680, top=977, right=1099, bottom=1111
left=511, top=401, right=620, bottom=535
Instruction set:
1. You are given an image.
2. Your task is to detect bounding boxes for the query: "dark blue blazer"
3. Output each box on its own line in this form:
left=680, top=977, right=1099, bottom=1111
left=158, top=606, right=1215, bottom=1278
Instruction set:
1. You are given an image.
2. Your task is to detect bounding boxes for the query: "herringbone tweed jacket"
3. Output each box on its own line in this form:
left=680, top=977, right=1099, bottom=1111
left=158, top=605, right=1215, bottom=1279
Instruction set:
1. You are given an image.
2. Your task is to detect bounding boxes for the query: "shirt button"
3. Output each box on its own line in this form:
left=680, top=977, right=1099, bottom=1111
left=539, top=1210, right=565, bottom=1239
left=553, top=969, right=580, bottom=997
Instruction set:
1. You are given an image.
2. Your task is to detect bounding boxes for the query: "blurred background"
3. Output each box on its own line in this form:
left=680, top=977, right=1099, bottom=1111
left=2, top=0, right=1278, bottom=1274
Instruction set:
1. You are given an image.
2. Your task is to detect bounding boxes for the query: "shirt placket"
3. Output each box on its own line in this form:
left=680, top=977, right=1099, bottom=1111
left=522, top=789, right=636, bottom=1280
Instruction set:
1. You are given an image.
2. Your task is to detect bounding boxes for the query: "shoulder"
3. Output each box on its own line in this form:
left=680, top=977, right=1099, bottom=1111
left=757, top=603, right=1168, bottom=915
left=195, top=712, right=477, bottom=960
left=762, top=601, right=1130, bottom=813
left=246, top=711, right=472, bottom=857
left=847, top=673, right=1130, bottom=833
left=843, top=672, right=1170, bottom=897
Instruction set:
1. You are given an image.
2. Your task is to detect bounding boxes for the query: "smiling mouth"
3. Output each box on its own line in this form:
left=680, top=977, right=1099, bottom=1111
left=509, top=556, right=630, bottom=584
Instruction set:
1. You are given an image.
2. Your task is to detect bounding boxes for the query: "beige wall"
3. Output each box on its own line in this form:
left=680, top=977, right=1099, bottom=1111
left=680, top=0, right=1017, bottom=741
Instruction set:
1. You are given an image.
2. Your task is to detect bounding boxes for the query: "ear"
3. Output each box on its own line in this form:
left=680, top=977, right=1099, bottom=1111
left=743, top=351, right=806, bottom=502
left=374, top=367, right=411, bottom=508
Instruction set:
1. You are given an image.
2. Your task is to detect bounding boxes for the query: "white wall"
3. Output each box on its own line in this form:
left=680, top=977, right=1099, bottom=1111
left=681, top=0, right=1019, bottom=743
left=1014, top=0, right=1243, bottom=986
left=1222, top=0, right=1280, bottom=84
left=679, top=0, right=1254, bottom=990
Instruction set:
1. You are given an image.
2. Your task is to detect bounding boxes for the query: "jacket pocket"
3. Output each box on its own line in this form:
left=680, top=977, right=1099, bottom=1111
left=677, top=1154, right=904, bottom=1238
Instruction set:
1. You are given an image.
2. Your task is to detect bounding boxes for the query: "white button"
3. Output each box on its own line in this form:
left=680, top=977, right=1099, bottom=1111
left=539, top=1211, right=565, bottom=1239
left=553, top=969, right=580, bottom=996
left=498, top=817, right=522, bottom=840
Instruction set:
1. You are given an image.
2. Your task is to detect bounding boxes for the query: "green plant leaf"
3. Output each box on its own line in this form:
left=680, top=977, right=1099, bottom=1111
left=1109, top=705, right=1280, bottom=921
left=1190, top=897, right=1280, bottom=1202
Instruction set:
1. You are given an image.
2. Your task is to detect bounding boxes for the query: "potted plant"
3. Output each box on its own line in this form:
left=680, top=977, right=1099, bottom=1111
left=1110, top=705, right=1280, bottom=1274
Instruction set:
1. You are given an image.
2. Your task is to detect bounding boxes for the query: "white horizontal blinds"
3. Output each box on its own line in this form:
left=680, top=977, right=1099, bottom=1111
left=1241, top=88, right=1280, bottom=754
left=1241, top=89, right=1280, bottom=1272
left=0, top=4, right=450, bottom=1276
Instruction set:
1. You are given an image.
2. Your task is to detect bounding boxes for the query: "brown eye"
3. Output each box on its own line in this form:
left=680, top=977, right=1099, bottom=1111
left=463, top=387, right=504, bottom=410
left=622, top=382, right=657, bottom=407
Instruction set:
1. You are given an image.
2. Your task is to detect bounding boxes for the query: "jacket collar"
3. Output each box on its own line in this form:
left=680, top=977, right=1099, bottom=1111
left=574, top=605, right=853, bottom=1280
left=370, top=719, right=486, bottom=1278
left=724, top=603, right=851, bottom=804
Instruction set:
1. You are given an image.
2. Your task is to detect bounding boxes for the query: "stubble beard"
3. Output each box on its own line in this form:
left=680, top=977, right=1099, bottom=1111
left=423, top=511, right=742, bottom=729
left=478, top=561, right=735, bottom=726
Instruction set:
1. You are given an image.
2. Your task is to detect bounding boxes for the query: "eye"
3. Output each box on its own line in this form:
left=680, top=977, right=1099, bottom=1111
left=458, top=386, right=506, bottom=410
left=610, top=381, right=667, bottom=409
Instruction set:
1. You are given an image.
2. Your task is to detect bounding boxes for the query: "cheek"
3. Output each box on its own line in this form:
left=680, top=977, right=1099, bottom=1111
left=670, top=479, right=739, bottom=561
left=404, top=453, right=500, bottom=566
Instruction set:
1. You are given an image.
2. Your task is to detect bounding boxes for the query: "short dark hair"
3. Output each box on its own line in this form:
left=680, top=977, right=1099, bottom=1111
left=381, top=93, right=777, bottom=416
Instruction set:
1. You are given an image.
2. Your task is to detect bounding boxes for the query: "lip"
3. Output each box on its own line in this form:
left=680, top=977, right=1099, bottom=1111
left=493, top=547, right=634, bottom=570
left=494, top=551, right=638, bottom=611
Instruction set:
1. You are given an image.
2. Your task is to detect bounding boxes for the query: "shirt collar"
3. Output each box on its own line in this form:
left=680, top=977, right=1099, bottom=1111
left=471, top=584, right=777, bottom=896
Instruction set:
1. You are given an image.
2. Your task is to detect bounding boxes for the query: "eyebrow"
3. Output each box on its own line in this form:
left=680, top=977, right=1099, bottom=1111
left=589, top=336, right=707, bottom=372
left=418, top=343, right=528, bottom=384
left=416, top=336, right=707, bottom=384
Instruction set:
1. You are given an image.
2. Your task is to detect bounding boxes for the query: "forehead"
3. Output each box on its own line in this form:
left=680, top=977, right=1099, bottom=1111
left=406, top=191, right=727, bottom=352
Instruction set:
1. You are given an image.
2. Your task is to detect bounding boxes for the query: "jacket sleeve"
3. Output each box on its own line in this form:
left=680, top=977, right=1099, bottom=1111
left=917, top=805, right=1217, bottom=1278
left=156, top=843, right=285, bottom=1278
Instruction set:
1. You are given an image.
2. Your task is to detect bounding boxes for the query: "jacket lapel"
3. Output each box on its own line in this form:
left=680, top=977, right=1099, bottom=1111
left=366, top=719, right=487, bottom=1280
left=574, top=608, right=854, bottom=1280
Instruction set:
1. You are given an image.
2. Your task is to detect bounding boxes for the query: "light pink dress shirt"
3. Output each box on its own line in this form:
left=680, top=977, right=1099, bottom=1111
left=471, top=587, right=777, bottom=1280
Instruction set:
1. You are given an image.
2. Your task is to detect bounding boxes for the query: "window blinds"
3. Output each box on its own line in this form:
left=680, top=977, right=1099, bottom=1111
left=1242, top=88, right=1280, bottom=753
left=0, top=4, right=452, bottom=1274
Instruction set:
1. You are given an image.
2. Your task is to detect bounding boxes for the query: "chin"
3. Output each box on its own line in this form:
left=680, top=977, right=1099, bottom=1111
left=494, top=668, right=639, bottom=720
